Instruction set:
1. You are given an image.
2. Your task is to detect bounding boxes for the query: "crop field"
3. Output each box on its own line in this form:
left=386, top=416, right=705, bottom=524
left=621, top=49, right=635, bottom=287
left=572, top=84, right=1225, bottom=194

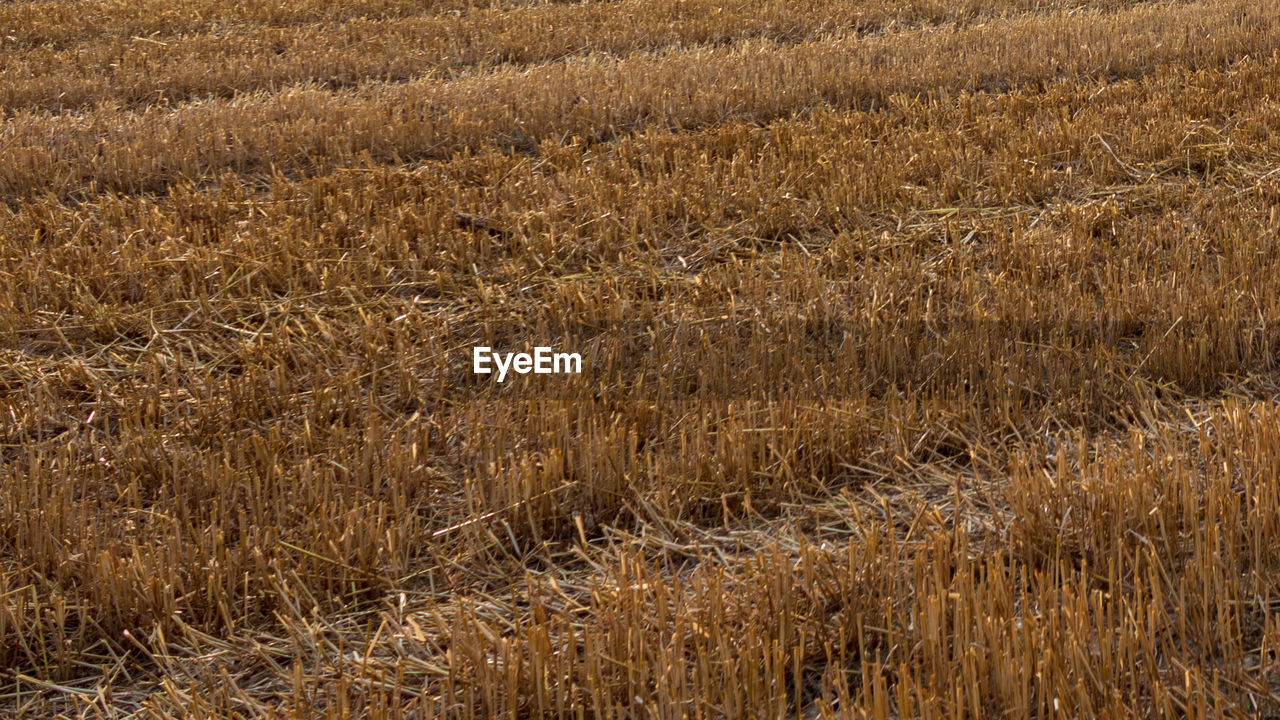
left=6, top=0, right=1280, bottom=717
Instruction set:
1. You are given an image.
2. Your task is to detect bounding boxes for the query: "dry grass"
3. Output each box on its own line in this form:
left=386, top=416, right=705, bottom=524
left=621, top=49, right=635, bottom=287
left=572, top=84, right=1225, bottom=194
left=0, top=0, right=1167, bottom=113
left=4, top=0, right=1280, bottom=717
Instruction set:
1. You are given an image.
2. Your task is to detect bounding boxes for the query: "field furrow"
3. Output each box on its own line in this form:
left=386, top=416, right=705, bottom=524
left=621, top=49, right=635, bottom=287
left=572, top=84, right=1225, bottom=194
left=0, top=0, right=1179, bottom=113
left=0, top=0, right=598, bottom=51
left=2, top=0, right=1273, bottom=201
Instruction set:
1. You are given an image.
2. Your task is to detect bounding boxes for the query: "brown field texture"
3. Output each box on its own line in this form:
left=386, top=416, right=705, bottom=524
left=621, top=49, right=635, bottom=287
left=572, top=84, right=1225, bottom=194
left=4, top=0, right=1280, bottom=716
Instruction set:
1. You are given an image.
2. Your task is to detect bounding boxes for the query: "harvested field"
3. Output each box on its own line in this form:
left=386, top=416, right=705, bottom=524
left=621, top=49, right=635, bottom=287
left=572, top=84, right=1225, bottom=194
left=3, top=0, right=1280, bottom=717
